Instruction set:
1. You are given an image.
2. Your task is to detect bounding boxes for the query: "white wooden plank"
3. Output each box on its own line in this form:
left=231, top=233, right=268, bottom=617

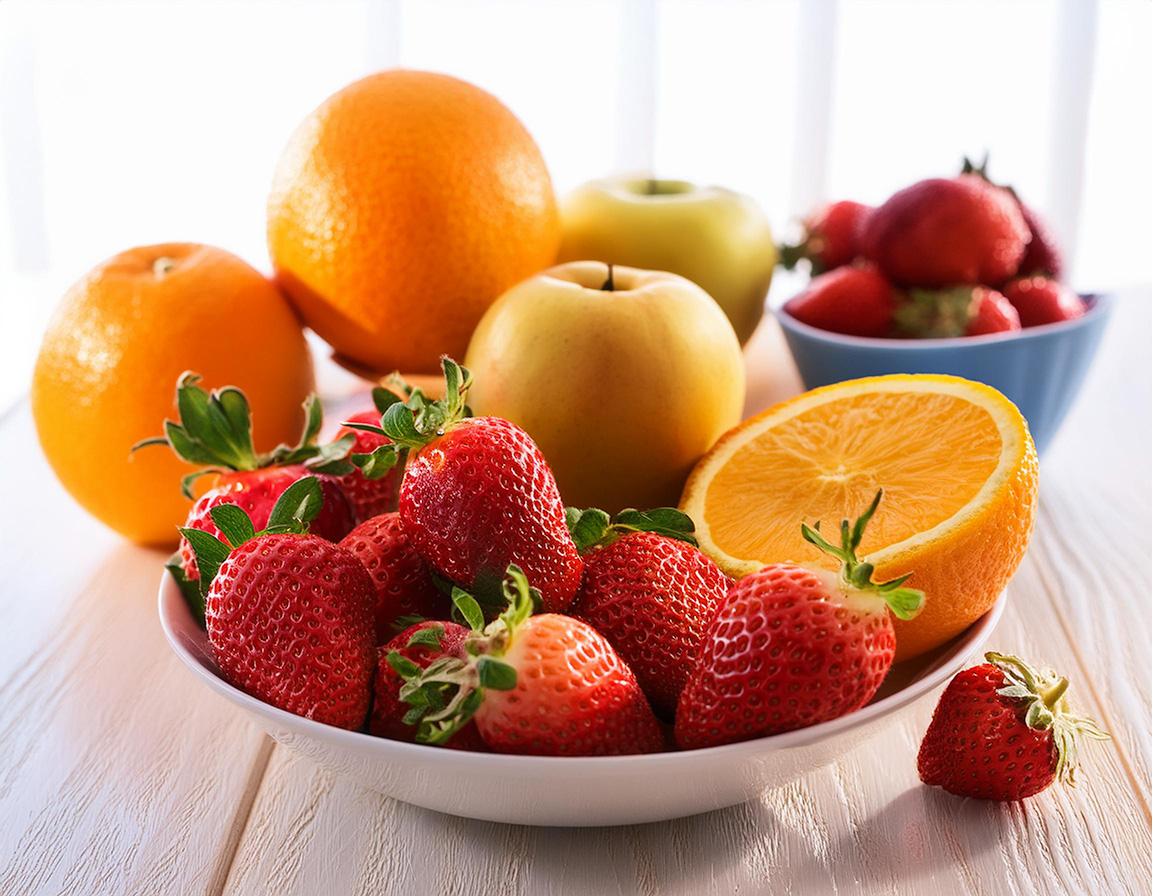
left=0, top=406, right=273, bottom=896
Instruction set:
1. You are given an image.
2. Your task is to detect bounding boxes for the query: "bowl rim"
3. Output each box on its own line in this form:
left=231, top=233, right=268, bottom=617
left=159, top=571, right=1005, bottom=770
left=776, top=291, right=1112, bottom=349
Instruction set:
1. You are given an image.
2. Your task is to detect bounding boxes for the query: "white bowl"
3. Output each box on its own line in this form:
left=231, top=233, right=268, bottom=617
left=159, top=573, right=1004, bottom=826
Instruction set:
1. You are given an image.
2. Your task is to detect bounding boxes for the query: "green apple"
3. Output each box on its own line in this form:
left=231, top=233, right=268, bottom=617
left=557, top=178, right=778, bottom=344
left=464, top=261, right=745, bottom=513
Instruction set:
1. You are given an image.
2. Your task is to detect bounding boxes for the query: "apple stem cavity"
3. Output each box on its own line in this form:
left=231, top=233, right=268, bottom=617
left=601, top=263, right=615, bottom=292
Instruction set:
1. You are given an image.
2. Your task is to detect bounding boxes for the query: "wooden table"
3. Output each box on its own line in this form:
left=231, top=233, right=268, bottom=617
left=2, top=294, right=1150, bottom=896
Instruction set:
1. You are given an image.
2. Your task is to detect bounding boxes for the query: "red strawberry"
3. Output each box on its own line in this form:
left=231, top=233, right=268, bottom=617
left=370, top=621, right=487, bottom=750
left=780, top=200, right=872, bottom=273
left=861, top=175, right=1030, bottom=287
left=1003, top=276, right=1084, bottom=328
left=675, top=491, right=924, bottom=749
left=135, top=372, right=357, bottom=579
left=918, top=652, right=1108, bottom=800
left=353, top=359, right=583, bottom=612
left=1017, top=205, right=1065, bottom=280
left=960, top=155, right=1065, bottom=280
left=339, top=512, right=450, bottom=643
left=180, top=466, right=354, bottom=579
left=393, top=566, right=663, bottom=756
left=183, top=477, right=376, bottom=730
left=966, top=287, right=1021, bottom=335
left=569, top=515, right=732, bottom=717
left=335, top=409, right=402, bottom=522
left=785, top=264, right=899, bottom=338
left=896, top=286, right=1020, bottom=338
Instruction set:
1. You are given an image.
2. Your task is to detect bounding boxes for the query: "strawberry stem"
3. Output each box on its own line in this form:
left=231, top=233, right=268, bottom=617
left=800, top=489, right=925, bottom=620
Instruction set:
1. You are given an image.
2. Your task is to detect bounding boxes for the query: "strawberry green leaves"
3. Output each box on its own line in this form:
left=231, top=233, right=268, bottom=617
left=387, top=563, right=531, bottom=745
left=133, top=373, right=354, bottom=497
left=566, top=505, right=698, bottom=553
left=347, top=357, right=473, bottom=480
left=984, top=651, right=1109, bottom=784
left=801, top=489, right=925, bottom=620
left=177, top=475, right=326, bottom=597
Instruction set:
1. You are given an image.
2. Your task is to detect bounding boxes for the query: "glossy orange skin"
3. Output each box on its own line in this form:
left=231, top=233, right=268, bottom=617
left=32, top=243, right=314, bottom=545
left=267, top=70, right=560, bottom=374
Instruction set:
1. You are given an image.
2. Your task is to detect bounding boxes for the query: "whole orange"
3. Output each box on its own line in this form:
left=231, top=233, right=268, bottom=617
left=267, top=69, right=560, bottom=374
left=32, top=244, right=315, bottom=545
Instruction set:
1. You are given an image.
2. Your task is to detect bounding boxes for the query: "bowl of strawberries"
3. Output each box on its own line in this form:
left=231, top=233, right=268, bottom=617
left=775, top=159, right=1112, bottom=454
left=158, top=361, right=1010, bottom=826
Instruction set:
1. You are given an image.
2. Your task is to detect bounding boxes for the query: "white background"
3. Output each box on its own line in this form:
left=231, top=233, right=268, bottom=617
left=2, top=0, right=1150, bottom=412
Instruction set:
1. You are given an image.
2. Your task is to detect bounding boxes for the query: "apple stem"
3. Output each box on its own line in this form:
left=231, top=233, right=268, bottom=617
left=647, top=178, right=659, bottom=195
left=601, top=263, right=615, bottom=292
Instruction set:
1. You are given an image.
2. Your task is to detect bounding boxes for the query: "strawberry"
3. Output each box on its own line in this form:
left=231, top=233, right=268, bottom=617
left=339, top=512, right=451, bottom=643
left=961, top=155, right=1065, bottom=280
left=181, top=477, right=376, bottom=730
left=391, top=566, right=664, bottom=756
left=918, top=652, right=1108, bottom=800
left=896, top=286, right=1021, bottom=338
left=674, top=491, right=924, bottom=749
left=861, top=175, right=1030, bottom=287
left=335, top=410, right=402, bottom=521
left=370, top=621, right=487, bottom=750
left=1003, top=275, right=1085, bottom=328
left=135, top=372, right=356, bottom=579
left=350, top=358, right=584, bottom=612
left=180, top=466, right=353, bottom=579
left=785, top=264, right=899, bottom=338
left=779, top=200, right=872, bottom=274
left=567, top=508, right=731, bottom=717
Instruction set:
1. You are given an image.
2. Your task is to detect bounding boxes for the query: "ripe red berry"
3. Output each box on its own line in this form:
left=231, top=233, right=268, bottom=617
left=339, top=512, right=450, bottom=643
left=572, top=531, right=731, bottom=717
left=335, top=409, right=403, bottom=522
left=785, top=264, right=899, bottom=338
left=918, top=652, right=1108, bottom=801
left=1003, top=276, right=1085, bottom=328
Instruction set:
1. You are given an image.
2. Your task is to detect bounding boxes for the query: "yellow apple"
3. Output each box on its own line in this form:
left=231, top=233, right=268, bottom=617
left=464, top=261, right=745, bottom=513
left=557, top=178, right=778, bottom=344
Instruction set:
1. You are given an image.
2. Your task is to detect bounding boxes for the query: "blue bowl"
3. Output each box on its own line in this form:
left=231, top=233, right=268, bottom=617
left=775, top=294, right=1113, bottom=455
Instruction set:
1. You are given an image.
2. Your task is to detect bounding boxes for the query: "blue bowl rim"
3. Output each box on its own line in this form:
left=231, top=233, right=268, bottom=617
left=775, top=292, right=1112, bottom=350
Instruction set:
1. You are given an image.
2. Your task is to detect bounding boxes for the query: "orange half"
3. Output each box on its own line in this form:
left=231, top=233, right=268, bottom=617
left=680, top=375, right=1039, bottom=660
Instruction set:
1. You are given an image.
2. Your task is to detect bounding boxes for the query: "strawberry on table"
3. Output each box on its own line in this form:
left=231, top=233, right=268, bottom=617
left=674, top=491, right=924, bottom=750
left=339, top=512, right=451, bottom=643
left=896, top=286, right=1020, bottom=337
left=370, top=621, right=487, bottom=750
left=135, top=372, right=357, bottom=579
left=779, top=200, right=872, bottom=274
left=1003, top=276, right=1085, bottom=328
left=918, top=652, right=1108, bottom=800
left=392, top=566, right=664, bottom=756
left=861, top=175, right=1030, bottom=288
left=349, top=358, right=584, bottom=613
left=785, top=264, right=900, bottom=338
left=181, top=477, right=377, bottom=730
left=567, top=507, right=732, bottom=718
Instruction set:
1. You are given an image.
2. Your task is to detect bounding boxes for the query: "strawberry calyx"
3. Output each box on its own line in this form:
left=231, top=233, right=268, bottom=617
left=800, top=489, right=925, bottom=620
left=387, top=564, right=536, bottom=745
left=985, top=651, right=1110, bottom=784
left=133, top=372, right=355, bottom=498
left=894, top=287, right=981, bottom=338
left=345, top=357, right=472, bottom=481
left=565, top=506, right=698, bottom=553
left=178, top=475, right=326, bottom=598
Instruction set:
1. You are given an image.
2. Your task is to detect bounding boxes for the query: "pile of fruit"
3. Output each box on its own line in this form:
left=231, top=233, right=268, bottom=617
left=146, top=357, right=1103, bottom=799
left=28, top=66, right=1109, bottom=801
left=782, top=158, right=1087, bottom=339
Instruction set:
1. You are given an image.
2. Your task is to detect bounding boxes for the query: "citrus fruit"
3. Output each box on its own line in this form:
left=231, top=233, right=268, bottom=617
left=680, top=375, right=1039, bottom=660
left=32, top=243, right=315, bottom=545
left=267, top=69, right=560, bottom=375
